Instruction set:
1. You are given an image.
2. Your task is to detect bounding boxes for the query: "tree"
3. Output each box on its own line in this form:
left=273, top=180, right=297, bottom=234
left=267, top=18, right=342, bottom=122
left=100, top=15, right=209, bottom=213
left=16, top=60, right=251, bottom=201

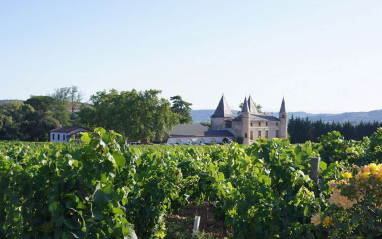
left=50, top=86, right=83, bottom=125
left=200, top=121, right=211, bottom=127
left=170, top=95, right=193, bottom=124
left=25, top=95, right=70, bottom=126
left=79, top=89, right=178, bottom=142
left=25, top=96, right=56, bottom=112
left=0, top=101, right=59, bottom=141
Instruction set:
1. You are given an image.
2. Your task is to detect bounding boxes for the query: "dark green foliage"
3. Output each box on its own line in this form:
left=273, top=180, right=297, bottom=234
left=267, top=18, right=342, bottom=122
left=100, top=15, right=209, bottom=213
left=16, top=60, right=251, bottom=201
left=79, top=89, right=179, bottom=143
left=0, top=101, right=61, bottom=141
left=288, top=116, right=382, bottom=143
left=199, top=121, right=211, bottom=127
left=0, top=128, right=136, bottom=238
left=0, top=87, right=85, bottom=141
left=170, top=95, right=193, bottom=124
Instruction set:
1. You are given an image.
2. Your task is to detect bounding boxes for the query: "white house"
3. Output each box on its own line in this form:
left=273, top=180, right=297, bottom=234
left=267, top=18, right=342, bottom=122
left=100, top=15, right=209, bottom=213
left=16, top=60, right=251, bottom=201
left=50, top=126, right=90, bottom=143
left=167, top=95, right=287, bottom=145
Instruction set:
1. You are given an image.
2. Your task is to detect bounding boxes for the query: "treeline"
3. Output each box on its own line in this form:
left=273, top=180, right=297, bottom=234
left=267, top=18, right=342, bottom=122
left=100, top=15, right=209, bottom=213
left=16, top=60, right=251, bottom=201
left=0, top=87, right=192, bottom=142
left=0, top=86, right=82, bottom=141
left=288, top=116, right=382, bottom=143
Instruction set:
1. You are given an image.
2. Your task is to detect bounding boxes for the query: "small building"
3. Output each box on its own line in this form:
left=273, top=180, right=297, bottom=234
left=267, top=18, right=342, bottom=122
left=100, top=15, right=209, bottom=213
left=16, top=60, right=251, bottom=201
left=50, top=126, right=90, bottom=143
left=167, top=95, right=288, bottom=145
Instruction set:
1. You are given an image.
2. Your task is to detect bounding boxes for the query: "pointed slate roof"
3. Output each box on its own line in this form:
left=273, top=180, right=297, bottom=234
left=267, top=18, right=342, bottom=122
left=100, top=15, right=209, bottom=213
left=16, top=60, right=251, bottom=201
left=280, top=97, right=286, bottom=113
left=248, top=95, right=259, bottom=114
left=211, top=95, right=234, bottom=118
left=242, top=97, right=249, bottom=113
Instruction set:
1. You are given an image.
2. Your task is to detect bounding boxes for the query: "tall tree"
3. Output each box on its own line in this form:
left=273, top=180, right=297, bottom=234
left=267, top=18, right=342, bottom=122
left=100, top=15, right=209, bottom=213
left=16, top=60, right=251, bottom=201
left=79, top=89, right=178, bottom=142
left=170, top=95, right=193, bottom=124
left=68, top=86, right=83, bottom=114
left=50, top=86, right=83, bottom=125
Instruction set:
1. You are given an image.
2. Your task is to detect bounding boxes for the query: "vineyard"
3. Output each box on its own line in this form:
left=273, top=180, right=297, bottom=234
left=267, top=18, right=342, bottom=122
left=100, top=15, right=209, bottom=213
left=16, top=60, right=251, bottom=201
left=1, top=128, right=382, bottom=238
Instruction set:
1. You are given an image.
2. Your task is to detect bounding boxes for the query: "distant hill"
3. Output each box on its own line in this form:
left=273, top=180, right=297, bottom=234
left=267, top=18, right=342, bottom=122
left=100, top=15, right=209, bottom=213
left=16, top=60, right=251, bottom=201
left=0, top=99, right=23, bottom=104
left=191, top=109, right=382, bottom=124
left=299, top=110, right=382, bottom=124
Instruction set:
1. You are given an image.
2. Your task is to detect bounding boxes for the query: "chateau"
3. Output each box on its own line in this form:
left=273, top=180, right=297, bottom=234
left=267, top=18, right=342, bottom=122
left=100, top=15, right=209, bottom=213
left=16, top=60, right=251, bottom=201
left=167, top=95, right=288, bottom=145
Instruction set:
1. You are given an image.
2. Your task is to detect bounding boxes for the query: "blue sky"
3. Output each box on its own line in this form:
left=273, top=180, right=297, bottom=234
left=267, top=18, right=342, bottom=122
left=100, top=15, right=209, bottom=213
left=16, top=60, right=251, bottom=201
left=1, top=0, right=381, bottom=113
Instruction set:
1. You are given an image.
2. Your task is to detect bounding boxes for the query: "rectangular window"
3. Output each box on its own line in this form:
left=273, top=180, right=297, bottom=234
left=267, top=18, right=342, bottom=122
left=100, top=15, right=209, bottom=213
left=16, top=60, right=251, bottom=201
left=258, top=130, right=261, bottom=138
left=52, top=134, right=55, bottom=140
left=250, top=123, right=253, bottom=127
left=63, top=134, right=66, bottom=141
left=276, top=130, right=279, bottom=137
left=250, top=131, right=253, bottom=140
left=58, top=134, right=60, bottom=140
left=245, top=133, right=248, bottom=138
left=266, top=122, right=268, bottom=126
left=258, top=122, right=261, bottom=126
left=265, top=130, right=269, bottom=139
left=276, top=122, right=279, bottom=126
left=226, top=121, right=232, bottom=128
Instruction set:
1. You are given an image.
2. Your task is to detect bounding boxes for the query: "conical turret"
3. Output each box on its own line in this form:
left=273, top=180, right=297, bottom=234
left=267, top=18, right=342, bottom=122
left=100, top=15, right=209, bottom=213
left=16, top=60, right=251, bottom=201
left=280, top=97, right=286, bottom=113
left=210, top=95, right=234, bottom=130
left=241, top=97, right=250, bottom=145
left=248, top=95, right=259, bottom=114
left=242, top=97, right=249, bottom=114
left=211, top=95, right=234, bottom=118
left=279, top=97, right=288, bottom=139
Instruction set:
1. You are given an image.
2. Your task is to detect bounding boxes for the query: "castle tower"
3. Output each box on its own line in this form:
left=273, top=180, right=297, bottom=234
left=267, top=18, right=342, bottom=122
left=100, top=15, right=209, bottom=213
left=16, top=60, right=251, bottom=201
left=210, top=95, right=234, bottom=130
left=279, top=97, right=288, bottom=139
left=241, top=97, right=251, bottom=145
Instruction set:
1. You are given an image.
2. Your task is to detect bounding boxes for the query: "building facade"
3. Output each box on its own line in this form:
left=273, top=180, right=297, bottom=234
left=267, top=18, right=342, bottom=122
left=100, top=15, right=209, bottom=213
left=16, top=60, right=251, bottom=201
left=50, top=126, right=90, bottom=143
left=167, top=95, right=287, bottom=145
